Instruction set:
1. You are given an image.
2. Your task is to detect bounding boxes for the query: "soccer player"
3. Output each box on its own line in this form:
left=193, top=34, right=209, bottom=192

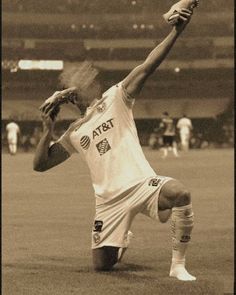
left=34, top=4, right=196, bottom=281
left=177, top=114, right=193, bottom=151
left=159, top=111, right=179, bottom=158
left=6, top=120, right=20, bottom=155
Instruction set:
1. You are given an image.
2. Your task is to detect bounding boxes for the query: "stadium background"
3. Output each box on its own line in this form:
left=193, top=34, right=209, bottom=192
left=2, top=0, right=234, bottom=149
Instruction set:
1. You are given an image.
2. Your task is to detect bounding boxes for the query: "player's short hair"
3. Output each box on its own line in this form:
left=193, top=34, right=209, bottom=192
left=59, top=61, right=100, bottom=93
left=163, top=111, right=169, bottom=116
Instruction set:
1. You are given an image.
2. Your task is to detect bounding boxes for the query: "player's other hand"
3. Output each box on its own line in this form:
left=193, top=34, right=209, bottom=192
left=174, top=8, right=193, bottom=33
left=39, top=87, right=77, bottom=115
left=41, top=106, right=60, bottom=131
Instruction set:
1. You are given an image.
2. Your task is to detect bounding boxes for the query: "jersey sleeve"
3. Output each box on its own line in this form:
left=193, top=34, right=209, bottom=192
left=57, top=130, right=78, bottom=155
left=117, top=82, right=135, bottom=108
left=102, top=82, right=135, bottom=110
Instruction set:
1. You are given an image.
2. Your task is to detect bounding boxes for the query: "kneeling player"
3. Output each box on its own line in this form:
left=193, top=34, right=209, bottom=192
left=34, top=1, right=198, bottom=281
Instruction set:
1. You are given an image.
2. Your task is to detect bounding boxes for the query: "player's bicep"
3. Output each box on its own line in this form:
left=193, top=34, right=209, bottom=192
left=122, top=63, right=150, bottom=98
left=45, top=142, right=71, bottom=170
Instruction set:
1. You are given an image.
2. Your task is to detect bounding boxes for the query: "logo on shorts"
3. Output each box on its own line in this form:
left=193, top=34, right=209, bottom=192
left=96, top=138, right=111, bottom=156
left=148, top=178, right=161, bottom=187
left=93, top=220, right=103, bottom=232
left=93, top=233, right=101, bottom=244
left=180, top=235, right=191, bottom=243
left=80, top=135, right=91, bottom=150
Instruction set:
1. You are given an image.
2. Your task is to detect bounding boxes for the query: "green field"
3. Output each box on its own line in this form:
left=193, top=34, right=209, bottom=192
left=2, top=149, right=234, bottom=295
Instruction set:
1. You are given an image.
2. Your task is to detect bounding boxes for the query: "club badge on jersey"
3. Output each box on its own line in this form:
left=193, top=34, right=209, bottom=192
left=93, top=233, right=101, bottom=244
left=97, top=102, right=106, bottom=113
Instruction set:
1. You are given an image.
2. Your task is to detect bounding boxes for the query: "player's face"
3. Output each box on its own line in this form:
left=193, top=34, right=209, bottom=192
left=82, top=80, right=102, bottom=104
left=73, top=80, right=102, bottom=113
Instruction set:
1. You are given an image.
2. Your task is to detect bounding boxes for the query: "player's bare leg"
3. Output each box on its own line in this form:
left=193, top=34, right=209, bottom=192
left=9, top=143, right=17, bottom=155
left=181, top=134, right=189, bottom=151
left=159, top=180, right=196, bottom=281
left=12, top=143, right=17, bottom=155
left=172, top=143, right=179, bottom=157
left=92, top=230, right=134, bottom=271
left=92, top=246, right=119, bottom=271
left=161, top=147, right=168, bottom=159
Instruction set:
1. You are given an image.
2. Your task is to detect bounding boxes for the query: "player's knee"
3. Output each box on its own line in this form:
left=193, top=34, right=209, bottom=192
left=159, top=180, right=192, bottom=209
left=175, top=188, right=191, bottom=207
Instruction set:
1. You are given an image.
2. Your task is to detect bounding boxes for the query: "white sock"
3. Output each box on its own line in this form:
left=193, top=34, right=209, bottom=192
left=170, top=259, right=196, bottom=281
left=9, top=144, right=15, bottom=154
left=12, top=144, right=17, bottom=154
left=169, top=204, right=196, bottom=281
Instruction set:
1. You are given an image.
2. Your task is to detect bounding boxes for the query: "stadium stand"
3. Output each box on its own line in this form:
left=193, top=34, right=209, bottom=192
left=2, top=0, right=234, bottom=149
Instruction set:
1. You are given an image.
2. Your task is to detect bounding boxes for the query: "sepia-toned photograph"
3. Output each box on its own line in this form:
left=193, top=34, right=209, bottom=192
left=2, top=1, right=234, bottom=294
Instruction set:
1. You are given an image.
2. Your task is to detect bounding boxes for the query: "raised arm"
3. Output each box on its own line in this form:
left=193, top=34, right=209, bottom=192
left=122, top=9, right=193, bottom=97
left=33, top=108, right=70, bottom=172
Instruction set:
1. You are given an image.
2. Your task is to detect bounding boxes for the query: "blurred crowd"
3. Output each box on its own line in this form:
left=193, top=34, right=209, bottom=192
left=2, top=0, right=232, bottom=14
left=2, top=112, right=234, bottom=154
left=148, top=114, right=234, bottom=151
left=2, top=0, right=171, bottom=14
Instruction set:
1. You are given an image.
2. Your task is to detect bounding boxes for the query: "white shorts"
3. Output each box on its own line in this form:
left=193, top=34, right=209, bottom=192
left=8, top=136, right=17, bottom=145
left=91, top=175, right=172, bottom=249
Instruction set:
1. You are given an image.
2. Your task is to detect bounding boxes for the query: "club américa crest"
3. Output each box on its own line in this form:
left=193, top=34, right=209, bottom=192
left=97, top=102, right=106, bottom=113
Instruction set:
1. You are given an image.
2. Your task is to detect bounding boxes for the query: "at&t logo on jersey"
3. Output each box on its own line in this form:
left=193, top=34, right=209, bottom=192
left=80, top=135, right=91, bottom=150
left=93, top=118, right=114, bottom=139
left=80, top=118, right=114, bottom=151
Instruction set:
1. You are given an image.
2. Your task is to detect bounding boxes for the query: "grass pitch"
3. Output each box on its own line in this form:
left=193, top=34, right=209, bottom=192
left=2, top=149, right=234, bottom=295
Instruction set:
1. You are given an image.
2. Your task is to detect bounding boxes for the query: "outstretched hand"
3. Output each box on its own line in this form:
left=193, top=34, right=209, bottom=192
left=174, top=8, right=193, bottom=33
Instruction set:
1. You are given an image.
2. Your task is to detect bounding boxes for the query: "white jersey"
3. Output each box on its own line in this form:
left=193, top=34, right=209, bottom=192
left=177, top=117, right=192, bottom=134
left=6, top=122, right=20, bottom=143
left=58, top=83, right=156, bottom=203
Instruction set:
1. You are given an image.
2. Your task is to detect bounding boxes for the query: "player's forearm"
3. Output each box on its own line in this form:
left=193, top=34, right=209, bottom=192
left=33, top=128, right=53, bottom=172
left=144, top=27, right=180, bottom=74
